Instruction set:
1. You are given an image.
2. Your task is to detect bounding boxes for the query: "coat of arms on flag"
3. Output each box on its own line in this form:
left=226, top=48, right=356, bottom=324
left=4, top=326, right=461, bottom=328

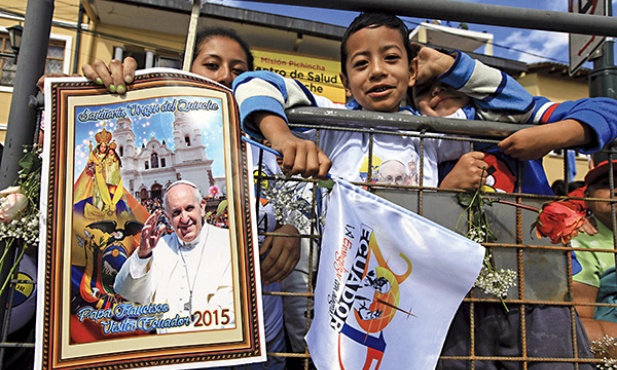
left=306, top=179, right=485, bottom=370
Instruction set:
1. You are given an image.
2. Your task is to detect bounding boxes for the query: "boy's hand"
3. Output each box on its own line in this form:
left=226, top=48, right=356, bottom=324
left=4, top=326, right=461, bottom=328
left=499, top=120, right=590, bottom=161
left=255, top=113, right=332, bottom=179
left=259, top=224, right=301, bottom=283
left=439, top=151, right=487, bottom=190
left=82, top=57, right=137, bottom=95
left=498, top=126, right=556, bottom=160
left=410, top=43, right=455, bottom=87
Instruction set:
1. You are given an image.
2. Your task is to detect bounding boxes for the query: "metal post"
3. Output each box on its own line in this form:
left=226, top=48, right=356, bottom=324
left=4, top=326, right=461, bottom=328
left=183, top=0, right=201, bottom=71
left=0, top=0, right=54, bottom=342
left=246, top=0, right=617, bottom=37
left=589, top=0, right=617, bottom=165
left=71, top=3, right=84, bottom=75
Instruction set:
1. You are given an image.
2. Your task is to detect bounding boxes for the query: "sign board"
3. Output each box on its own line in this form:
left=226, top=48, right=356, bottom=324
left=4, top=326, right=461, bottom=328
left=253, top=48, right=346, bottom=104
left=569, top=0, right=607, bottom=75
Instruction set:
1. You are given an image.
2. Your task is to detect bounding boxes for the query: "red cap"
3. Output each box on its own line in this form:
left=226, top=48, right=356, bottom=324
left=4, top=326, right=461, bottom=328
left=584, top=160, right=617, bottom=186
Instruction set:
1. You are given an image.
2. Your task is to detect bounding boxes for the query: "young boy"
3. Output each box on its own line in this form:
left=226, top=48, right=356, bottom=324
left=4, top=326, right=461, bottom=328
left=233, top=13, right=538, bottom=190
left=234, top=11, right=602, bottom=369
left=410, top=53, right=617, bottom=194
left=234, top=13, right=614, bottom=189
left=572, top=160, right=617, bottom=345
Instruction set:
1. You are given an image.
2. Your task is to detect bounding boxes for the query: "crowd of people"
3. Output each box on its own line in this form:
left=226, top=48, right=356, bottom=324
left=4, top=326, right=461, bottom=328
left=44, top=9, right=617, bottom=370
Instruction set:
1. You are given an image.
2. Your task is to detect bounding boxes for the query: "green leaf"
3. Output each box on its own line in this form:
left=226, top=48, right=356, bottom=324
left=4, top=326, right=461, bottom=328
left=317, top=179, right=334, bottom=190
left=481, top=197, right=495, bottom=207
left=216, top=200, right=228, bottom=218
left=457, top=192, right=473, bottom=207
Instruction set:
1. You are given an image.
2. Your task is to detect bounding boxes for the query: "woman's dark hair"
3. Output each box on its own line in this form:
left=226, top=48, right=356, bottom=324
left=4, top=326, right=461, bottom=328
left=340, top=12, right=411, bottom=77
left=191, top=27, right=254, bottom=71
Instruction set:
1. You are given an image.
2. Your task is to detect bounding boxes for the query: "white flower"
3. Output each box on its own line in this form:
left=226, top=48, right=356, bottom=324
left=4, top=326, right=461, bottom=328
left=258, top=174, right=318, bottom=232
left=0, top=193, right=28, bottom=223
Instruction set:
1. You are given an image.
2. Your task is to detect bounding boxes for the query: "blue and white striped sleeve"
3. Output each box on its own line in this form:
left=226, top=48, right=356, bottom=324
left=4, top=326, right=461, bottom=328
left=233, top=71, right=318, bottom=140
left=440, top=52, right=534, bottom=115
left=530, top=96, right=617, bottom=153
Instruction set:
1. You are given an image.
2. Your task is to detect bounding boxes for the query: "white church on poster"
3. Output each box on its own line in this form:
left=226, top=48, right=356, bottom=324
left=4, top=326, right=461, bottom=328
left=112, top=112, right=226, bottom=201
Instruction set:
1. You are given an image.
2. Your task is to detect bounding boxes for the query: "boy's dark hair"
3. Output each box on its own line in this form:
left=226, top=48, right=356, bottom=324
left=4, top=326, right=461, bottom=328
left=340, top=12, right=412, bottom=77
left=191, top=27, right=255, bottom=71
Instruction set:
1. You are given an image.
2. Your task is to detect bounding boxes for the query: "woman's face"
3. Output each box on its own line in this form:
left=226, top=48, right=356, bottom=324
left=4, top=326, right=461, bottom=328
left=190, top=36, right=249, bottom=88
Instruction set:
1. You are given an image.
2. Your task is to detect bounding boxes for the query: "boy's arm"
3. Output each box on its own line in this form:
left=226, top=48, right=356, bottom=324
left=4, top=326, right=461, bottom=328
left=573, top=281, right=617, bottom=344
left=256, top=113, right=330, bottom=178
left=499, top=97, right=617, bottom=160
left=233, top=71, right=331, bottom=178
left=260, top=224, right=301, bottom=283
left=439, top=52, right=534, bottom=116
left=499, top=119, right=591, bottom=160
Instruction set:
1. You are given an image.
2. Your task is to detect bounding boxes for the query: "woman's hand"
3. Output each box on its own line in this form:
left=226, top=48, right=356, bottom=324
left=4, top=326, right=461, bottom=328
left=81, top=57, right=138, bottom=95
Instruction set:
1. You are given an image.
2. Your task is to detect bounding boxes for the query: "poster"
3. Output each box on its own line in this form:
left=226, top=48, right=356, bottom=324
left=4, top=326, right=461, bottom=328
left=35, top=69, right=265, bottom=369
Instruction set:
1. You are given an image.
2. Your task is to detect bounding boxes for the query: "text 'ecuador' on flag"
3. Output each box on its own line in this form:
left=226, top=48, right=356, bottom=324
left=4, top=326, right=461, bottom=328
left=306, top=179, right=485, bottom=370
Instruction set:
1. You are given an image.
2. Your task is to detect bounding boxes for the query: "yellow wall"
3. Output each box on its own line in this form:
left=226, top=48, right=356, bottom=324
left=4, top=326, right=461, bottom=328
left=516, top=70, right=591, bottom=185
left=522, top=73, right=588, bottom=102
left=82, top=24, right=184, bottom=66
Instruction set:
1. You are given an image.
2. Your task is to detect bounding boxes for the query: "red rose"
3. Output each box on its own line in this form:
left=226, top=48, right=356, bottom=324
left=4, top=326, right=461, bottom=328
left=566, top=186, right=587, bottom=212
left=534, top=201, right=586, bottom=245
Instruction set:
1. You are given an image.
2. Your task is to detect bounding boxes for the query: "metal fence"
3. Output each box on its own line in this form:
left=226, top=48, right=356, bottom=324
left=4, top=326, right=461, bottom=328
left=0, top=102, right=615, bottom=369
left=249, top=108, right=614, bottom=370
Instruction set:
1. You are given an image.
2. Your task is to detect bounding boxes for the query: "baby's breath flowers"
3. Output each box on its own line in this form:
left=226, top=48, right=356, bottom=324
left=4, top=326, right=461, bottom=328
left=592, top=335, right=617, bottom=369
left=258, top=173, right=322, bottom=232
left=457, top=188, right=517, bottom=309
left=473, top=253, right=518, bottom=299
left=0, top=145, right=41, bottom=295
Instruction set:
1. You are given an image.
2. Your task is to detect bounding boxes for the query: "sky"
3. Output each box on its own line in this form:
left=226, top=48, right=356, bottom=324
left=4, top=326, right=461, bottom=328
left=210, top=0, right=617, bottom=69
left=73, top=96, right=227, bottom=178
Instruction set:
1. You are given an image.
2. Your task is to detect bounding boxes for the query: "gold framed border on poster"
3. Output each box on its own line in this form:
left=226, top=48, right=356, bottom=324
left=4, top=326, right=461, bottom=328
left=35, top=70, right=265, bottom=369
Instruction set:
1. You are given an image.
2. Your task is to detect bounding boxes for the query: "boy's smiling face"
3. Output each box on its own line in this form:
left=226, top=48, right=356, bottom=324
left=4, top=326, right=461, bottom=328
left=341, top=26, right=413, bottom=113
left=412, top=79, right=471, bottom=117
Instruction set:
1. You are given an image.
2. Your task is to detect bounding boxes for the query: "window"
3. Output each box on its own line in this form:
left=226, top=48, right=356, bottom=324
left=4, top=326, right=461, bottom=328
left=0, top=34, right=16, bottom=87
left=145, top=161, right=149, bottom=170
left=120, top=46, right=181, bottom=69
left=151, top=152, right=159, bottom=168
left=157, top=56, right=181, bottom=69
left=0, top=34, right=69, bottom=89
left=46, top=40, right=65, bottom=75
left=161, top=158, right=166, bottom=168
left=185, top=136, right=191, bottom=146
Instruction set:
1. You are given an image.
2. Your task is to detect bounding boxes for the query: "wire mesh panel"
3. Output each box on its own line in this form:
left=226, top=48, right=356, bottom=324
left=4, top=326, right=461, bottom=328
left=1, top=103, right=616, bottom=370
left=250, top=110, right=613, bottom=370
